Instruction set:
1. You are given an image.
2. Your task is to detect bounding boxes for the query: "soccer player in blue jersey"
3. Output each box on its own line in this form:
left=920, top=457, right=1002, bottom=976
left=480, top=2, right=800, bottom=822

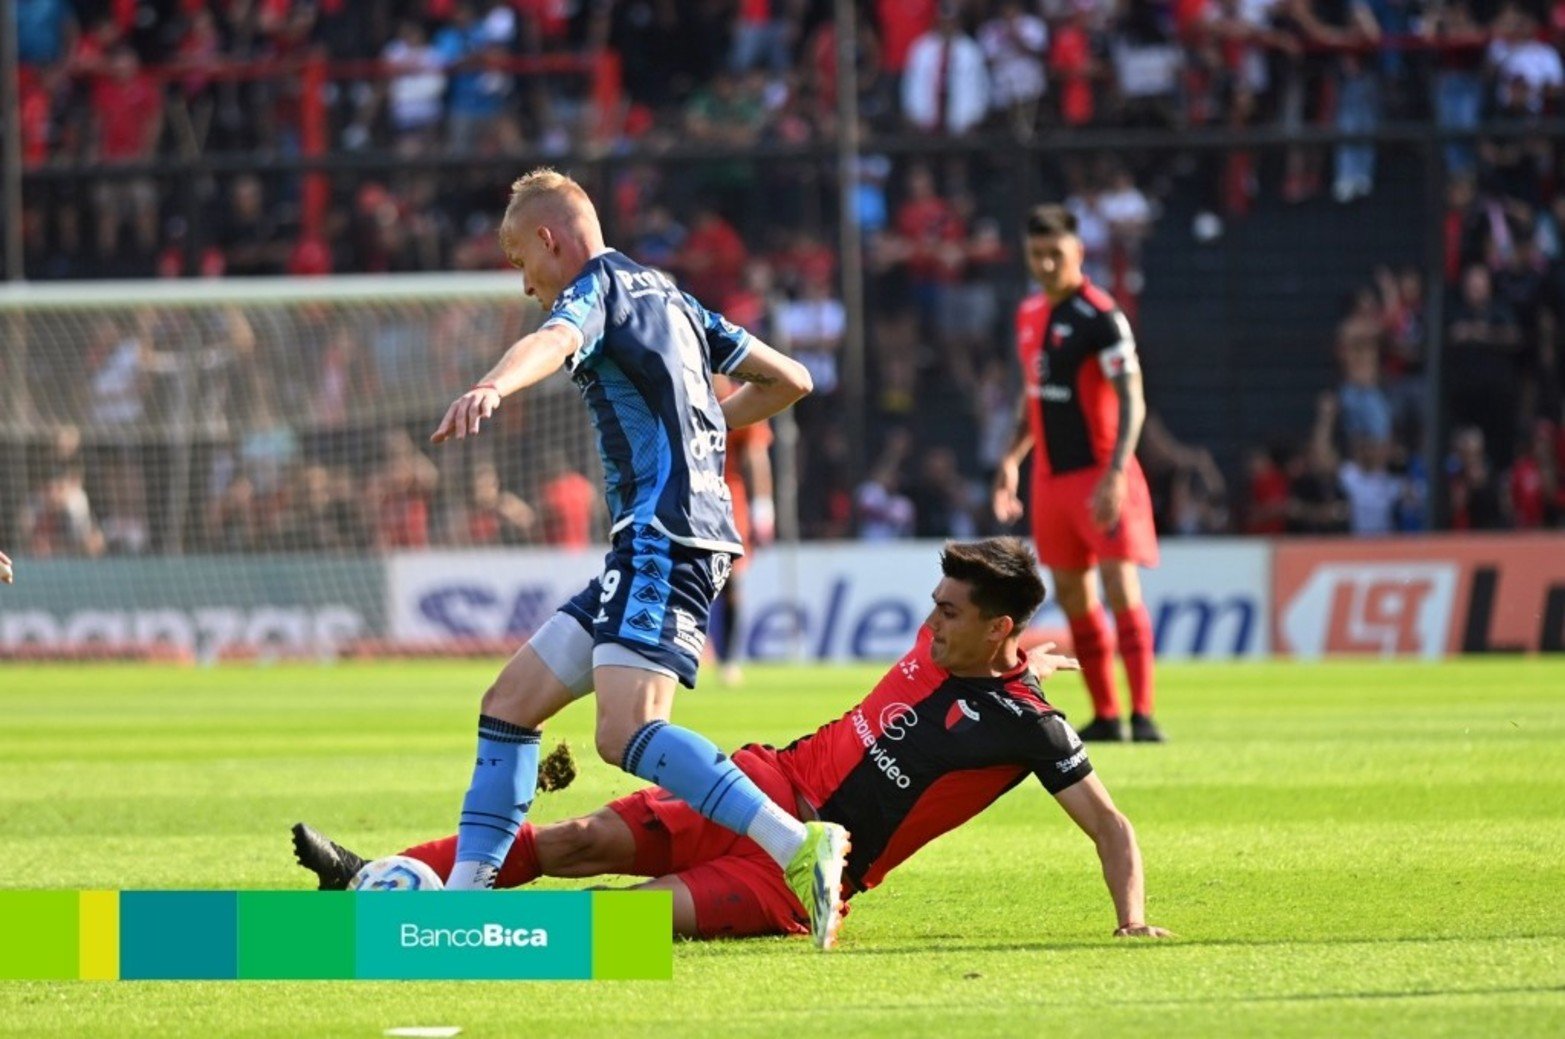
left=428, top=168, right=851, bottom=947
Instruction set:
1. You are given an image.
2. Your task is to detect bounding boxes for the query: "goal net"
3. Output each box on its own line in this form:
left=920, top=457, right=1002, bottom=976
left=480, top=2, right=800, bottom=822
left=0, top=273, right=605, bottom=662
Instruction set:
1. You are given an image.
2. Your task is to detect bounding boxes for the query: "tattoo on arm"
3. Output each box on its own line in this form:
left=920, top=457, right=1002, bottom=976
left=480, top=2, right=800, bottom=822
left=725, top=368, right=780, bottom=386
left=1108, top=371, right=1145, bottom=473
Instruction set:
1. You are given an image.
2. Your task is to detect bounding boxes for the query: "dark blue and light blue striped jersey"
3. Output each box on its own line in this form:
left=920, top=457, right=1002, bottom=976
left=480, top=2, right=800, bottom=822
left=540, top=249, right=754, bottom=554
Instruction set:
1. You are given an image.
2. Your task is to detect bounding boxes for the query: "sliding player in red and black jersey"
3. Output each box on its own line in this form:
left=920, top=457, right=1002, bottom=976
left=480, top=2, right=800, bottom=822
left=993, top=204, right=1165, bottom=744
left=293, top=538, right=1173, bottom=943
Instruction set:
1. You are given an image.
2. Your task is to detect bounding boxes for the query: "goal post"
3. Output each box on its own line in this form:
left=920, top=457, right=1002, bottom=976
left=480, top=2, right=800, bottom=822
left=0, top=273, right=611, bottom=661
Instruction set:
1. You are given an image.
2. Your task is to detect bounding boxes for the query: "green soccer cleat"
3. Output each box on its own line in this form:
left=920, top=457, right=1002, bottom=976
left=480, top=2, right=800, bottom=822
left=784, top=821, right=851, bottom=950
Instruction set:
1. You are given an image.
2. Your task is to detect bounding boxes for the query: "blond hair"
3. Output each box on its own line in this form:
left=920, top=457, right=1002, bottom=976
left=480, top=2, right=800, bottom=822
left=502, top=168, right=595, bottom=234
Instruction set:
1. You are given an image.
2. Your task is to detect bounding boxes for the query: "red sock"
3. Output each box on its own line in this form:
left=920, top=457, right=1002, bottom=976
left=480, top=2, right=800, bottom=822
left=1115, top=605, right=1157, bottom=716
left=1068, top=610, right=1121, bottom=719
left=402, top=824, right=542, bottom=889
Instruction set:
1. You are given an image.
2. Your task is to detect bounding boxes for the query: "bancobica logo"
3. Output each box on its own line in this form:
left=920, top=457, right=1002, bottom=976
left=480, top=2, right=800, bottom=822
left=400, top=923, right=550, bottom=948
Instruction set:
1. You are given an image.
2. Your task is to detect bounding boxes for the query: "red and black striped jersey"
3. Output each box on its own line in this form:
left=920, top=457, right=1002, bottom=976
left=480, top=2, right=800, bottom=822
left=1015, top=278, right=1140, bottom=477
left=772, top=627, right=1092, bottom=894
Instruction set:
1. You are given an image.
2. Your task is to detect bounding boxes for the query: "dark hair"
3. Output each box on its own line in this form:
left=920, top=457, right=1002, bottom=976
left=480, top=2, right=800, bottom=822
left=1026, top=204, right=1077, bottom=238
left=939, top=538, right=1047, bottom=628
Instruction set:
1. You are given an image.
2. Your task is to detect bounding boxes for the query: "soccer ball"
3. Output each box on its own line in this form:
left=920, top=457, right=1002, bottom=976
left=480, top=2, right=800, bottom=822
left=350, top=855, right=445, bottom=891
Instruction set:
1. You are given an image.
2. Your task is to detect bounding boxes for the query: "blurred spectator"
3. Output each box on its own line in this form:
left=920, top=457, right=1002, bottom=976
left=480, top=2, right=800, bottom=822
left=205, top=472, right=265, bottom=552
left=891, top=163, right=966, bottom=333
left=876, top=0, right=939, bottom=99
left=287, top=464, right=369, bottom=551
left=1289, top=0, right=1382, bottom=203
left=855, top=431, right=916, bottom=540
left=1049, top=9, right=1099, bottom=127
left=436, top=1, right=514, bottom=153
left=1140, top=412, right=1231, bottom=535
left=215, top=176, right=289, bottom=276
left=382, top=20, right=446, bottom=154
left=1425, top=0, right=1487, bottom=178
left=1447, top=425, right=1505, bottom=529
left=980, top=1, right=1049, bottom=137
left=1111, top=0, right=1185, bottom=128
left=1339, top=436, right=1403, bottom=535
left=1099, top=167, right=1154, bottom=297
left=1287, top=395, right=1351, bottom=533
left=940, top=208, right=1006, bottom=389
left=89, top=45, right=162, bottom=258
left=87, top=315, right=175, bottom=429
left=1446, top=263, right=1524, bottom=469
left=1505, top=420, right=1565, bottom=527
left=98, top=457, right=150, bottom=555
left=1241, top=444, right=1293, bottom=534
left=678, top=206, right=749, bottom=307
left=775, top=266, right=845, bottom=438
left=1487, top=5, right=1563, bottom=117
left=908, top=446, right=982, bottom=538
left=1335, top=288, right=1393, bottom=445
left=902, top=4, right=990, bottom=135
left=369, top=431, right=439, bottom=549
left=20, top=467, right=106, bottom=558
left=448, top=461, right=537, bottom=546
left=1375, top=265, right=1426, bottom=443
left=632, top=205, right=688, bottom=272
left=729, top=0, right=800, bottom=76
left=540, top=451, right=597, bottom=549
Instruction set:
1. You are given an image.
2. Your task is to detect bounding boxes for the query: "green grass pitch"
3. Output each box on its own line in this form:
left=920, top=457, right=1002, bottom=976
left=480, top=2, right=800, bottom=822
left=1, top=659, right=1563, bottom=1037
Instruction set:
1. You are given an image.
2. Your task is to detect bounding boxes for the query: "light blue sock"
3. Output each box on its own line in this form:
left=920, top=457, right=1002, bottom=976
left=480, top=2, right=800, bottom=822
left=621, top=720, right=768, bottom=836
left=454, top=714, right=541, bottom=873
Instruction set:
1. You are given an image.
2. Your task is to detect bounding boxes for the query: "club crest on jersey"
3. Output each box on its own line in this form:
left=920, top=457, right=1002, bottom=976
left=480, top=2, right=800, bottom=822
left=944, top=699, right=981, bottom=733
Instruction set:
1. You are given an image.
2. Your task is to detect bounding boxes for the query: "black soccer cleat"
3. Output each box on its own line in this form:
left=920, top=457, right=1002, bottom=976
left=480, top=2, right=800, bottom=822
left=291, top=822, right=368, bottom=891
left=1130, top=714, right=1167, bottom=743
left=1076, top=716, right=1126, bottom=742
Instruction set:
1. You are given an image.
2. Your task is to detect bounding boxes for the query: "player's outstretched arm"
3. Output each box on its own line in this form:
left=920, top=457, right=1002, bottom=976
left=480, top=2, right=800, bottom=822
left=721, top=339, right=813, bottom=428
left=0, top=550, right=12, bottom=584
left=431, top=324, right=580, bottom=443
left=1053, top=774, right=1175, bottom=939
left=992, top=396, right=1033, bottom=523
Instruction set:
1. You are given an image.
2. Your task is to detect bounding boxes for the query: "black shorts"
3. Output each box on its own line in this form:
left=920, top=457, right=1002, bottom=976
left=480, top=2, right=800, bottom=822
left=560, top=525, right=733, bottom=688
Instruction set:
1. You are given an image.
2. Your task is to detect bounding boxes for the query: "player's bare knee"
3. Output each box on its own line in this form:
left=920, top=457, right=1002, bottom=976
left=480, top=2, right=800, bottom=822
left=554, top=817, right=604, bottom=868
left=594, top=726, right=630, bottom=767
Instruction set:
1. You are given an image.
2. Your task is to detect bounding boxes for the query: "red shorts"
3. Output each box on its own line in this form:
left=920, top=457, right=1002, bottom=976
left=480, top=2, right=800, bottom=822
left=606, top=744, right=809, bottom=939
left=1031, top=460, right=1159, bottom=571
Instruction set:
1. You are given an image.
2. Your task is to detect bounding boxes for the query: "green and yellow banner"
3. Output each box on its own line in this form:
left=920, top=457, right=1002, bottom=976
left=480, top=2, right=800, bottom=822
left=0, top=890, right=671, bottom=981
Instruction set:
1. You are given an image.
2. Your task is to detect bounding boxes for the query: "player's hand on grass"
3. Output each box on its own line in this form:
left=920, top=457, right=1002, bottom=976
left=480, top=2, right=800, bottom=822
left=431, top=384, right=502, bottom=444
left=1029, top=642, right=1080, bottom=681
left=1114, top=923, right=1175, bottom=938
left=1090, top=468, right=1127, bottom=529
left=992, top=462, right=1024, bottom=524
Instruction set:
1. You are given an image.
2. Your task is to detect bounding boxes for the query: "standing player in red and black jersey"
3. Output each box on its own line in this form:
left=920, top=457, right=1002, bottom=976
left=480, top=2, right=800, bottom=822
left=992, top=204, right=1165, bottom=743
left=294, top=539, right=1173, bottom=942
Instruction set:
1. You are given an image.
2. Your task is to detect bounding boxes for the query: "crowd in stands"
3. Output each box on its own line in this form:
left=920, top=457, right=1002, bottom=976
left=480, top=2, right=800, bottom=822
left=10, top=0, right=1565, bottom=549
left=16, top=0, right=1565, bottom=275
left=1243, top=224, right=1565, bottom=534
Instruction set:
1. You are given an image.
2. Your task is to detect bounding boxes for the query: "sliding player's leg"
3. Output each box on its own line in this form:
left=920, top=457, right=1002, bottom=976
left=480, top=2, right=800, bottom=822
left=398, top=807, right=641, bottom=887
